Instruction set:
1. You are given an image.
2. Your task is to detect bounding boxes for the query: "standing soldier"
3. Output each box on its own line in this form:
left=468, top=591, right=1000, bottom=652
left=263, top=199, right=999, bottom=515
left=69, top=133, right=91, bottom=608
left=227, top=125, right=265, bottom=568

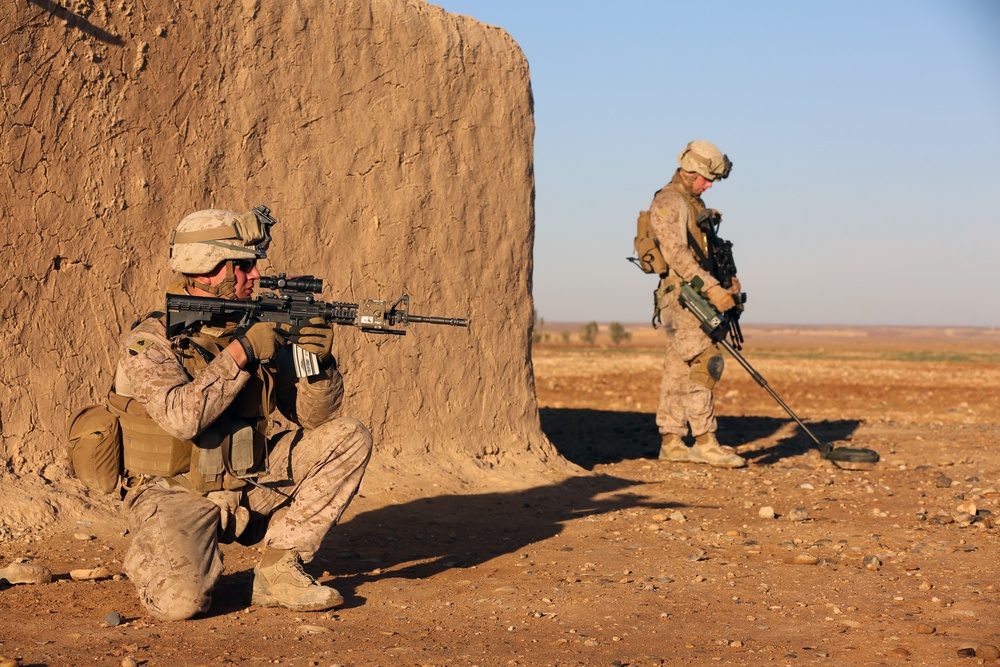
left=647, top=141, right=746, bottom=468
left=112, top=207, right=373, bottom=621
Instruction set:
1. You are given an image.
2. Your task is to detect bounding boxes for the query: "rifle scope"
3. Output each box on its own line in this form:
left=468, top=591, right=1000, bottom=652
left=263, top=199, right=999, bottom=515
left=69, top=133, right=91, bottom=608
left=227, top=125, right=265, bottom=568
left=258, top=274, right=323, bottom=294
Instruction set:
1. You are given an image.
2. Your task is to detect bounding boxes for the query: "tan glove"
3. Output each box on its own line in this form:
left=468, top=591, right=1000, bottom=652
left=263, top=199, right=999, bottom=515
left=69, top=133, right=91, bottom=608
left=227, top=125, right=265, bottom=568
left=206, top=490, right=249, bottom=541
left=237, top=321, right=285, bottom=364
left=706, top=284, right=736, bottom=312
left=283, top=317, right=334, bottom=363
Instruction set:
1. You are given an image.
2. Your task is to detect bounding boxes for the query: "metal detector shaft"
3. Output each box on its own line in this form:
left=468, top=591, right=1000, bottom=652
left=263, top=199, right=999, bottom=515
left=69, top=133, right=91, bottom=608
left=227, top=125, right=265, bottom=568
left=716, top=337, right=829, bottom=453
left=677, top=280, right=829, bottom=452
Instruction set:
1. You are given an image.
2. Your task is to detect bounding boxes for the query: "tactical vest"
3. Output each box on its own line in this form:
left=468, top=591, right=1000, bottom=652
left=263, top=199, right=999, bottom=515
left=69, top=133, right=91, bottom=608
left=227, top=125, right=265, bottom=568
left=637, top=171, right=710, bottom=278
left=662, top=170, right=710, bottom=261
left=110, top=317, right=274, bottom=494
left=646, top=172, right=711, bottom=327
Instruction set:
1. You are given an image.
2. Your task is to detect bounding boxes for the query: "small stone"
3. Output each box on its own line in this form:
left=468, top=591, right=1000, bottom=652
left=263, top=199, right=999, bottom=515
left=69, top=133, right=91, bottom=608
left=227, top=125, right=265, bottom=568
left=71, top=566, right=113, bottom=581
left=916, top=623, right=935, bottom=634
left=786, top=507, right=809, bottom=522
left=0, top=658, right=21, bottom=667
left=0, top=562, right=53, bottom=585
left=976, top=644, right=1000, bottom=660
left=862, top=555, right=881, bottom=570
left=73, top=533, right=95, bottom=541
left=784, top=554, right=819, bottom=565
left=957, top=501, right=977, bottom=515
left=669, top=511, right=686, bottom=523
left=957, top=647, right=976, bottom=657
left=936, top=476, right=953, bottom=488
left=121, top=658, right=137, bottom=667
left=954, top=512, right=975, bottom=526
left=889, top=647, right=911, bottom=657
left=297, top=624, right=331, bottom=634
left=105, top=611, right=122, bottom=627
left=758, top=506, right=776, bottom=519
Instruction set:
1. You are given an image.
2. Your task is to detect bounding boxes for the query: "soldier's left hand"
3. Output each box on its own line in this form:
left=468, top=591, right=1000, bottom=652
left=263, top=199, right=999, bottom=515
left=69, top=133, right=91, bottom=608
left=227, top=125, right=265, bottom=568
left=706, top=284, right=736, bottom=312
left=206, top=490, right=249, bottom=540
left=283, top=317, right=335, bottom=363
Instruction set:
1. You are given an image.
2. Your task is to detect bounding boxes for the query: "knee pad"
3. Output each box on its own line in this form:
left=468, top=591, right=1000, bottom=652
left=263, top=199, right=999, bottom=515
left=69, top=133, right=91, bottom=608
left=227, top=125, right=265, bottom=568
left=689, top=349, right=725, bottom=389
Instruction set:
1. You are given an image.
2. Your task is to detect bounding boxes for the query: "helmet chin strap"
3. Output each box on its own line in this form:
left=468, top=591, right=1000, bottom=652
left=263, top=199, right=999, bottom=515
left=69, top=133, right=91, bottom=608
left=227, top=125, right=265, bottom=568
left=185, top=260, right=239, bottom=299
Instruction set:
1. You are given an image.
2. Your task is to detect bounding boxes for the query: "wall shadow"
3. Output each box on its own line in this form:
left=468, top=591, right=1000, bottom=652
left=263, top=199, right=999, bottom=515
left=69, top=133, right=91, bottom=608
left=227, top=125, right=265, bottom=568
left=28, top=0, right=125, bottom=45
left=539, top=407, right=862, bottom=469
left=212, top=473, right=687, bottom=612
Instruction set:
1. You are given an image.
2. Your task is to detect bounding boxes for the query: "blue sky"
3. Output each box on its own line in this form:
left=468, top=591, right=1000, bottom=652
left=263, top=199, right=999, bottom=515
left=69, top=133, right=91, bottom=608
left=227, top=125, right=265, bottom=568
left=431, top=1, right=1000, bottom=327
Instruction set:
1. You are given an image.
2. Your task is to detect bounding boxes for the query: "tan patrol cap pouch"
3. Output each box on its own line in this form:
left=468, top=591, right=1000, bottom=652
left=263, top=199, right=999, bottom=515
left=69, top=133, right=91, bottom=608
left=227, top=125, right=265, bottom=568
left=66, top=389, right=123, bottom=494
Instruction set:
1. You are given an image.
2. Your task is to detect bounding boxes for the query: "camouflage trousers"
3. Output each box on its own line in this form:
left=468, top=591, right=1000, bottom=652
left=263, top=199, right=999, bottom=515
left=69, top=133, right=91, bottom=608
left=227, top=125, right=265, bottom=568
left=655, top=289, right=723, bottom=439
left=122, top=416, right=373, bottom=621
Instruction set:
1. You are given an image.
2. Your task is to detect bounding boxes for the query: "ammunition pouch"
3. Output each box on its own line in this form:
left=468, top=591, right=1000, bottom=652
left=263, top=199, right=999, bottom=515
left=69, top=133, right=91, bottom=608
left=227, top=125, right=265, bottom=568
left=113, top=319, right=269, bottom=495
left=113, top=392, right=265, bottom=494
left=109, top=390, right=191, bottom=479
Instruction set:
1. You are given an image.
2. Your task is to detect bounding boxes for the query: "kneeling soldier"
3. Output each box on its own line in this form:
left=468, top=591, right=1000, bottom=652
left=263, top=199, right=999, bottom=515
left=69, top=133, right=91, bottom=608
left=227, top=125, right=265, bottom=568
left=113, top=208, right=372, bottom=621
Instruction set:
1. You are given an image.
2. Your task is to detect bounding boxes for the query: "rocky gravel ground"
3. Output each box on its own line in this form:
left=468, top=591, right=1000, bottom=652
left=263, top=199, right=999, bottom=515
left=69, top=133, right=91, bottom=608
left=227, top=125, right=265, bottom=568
left=1, top=326, right=998, bottom=666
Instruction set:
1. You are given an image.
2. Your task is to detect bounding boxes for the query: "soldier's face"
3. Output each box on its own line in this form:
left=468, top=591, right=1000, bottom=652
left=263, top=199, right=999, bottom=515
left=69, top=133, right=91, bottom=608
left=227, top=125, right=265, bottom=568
left=692, top=174, right=714, bottom=195
left=232, top=260, right=260, bottom=299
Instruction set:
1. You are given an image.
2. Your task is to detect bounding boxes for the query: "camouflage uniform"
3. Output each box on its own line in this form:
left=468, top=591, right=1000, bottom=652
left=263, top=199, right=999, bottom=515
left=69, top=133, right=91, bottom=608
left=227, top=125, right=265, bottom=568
left=649, top=170, right=727, bottom=440
left=116, top=315, right=372, bottom=621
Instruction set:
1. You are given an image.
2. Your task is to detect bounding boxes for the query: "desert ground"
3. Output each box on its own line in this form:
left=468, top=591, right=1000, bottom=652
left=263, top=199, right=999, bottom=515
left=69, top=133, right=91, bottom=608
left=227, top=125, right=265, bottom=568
left=2, top=323, right=999, bottom=666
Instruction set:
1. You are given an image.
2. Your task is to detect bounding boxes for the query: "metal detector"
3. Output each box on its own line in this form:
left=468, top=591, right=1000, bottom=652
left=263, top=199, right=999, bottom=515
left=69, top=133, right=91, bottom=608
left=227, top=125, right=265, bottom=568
left=678, top=279, right=879, bottom=466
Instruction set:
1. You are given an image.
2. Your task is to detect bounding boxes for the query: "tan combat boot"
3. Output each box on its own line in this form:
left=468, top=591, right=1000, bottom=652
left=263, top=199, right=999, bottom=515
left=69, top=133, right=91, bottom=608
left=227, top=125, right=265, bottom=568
left=252, top=548, right=343, bottom=612
left=658, top=434, right=691, bottom=462
left=690, top=432, right=746, bottom=468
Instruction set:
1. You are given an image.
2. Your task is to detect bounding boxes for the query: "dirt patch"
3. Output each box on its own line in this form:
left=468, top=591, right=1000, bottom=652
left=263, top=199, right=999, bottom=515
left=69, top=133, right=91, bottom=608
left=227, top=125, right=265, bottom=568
left=2, top=326, right=1000, bottom=666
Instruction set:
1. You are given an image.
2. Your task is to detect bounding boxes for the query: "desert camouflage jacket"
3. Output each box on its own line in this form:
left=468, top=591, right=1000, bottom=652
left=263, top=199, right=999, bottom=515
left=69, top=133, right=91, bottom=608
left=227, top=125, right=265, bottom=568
left=116, top=315, right=344, bottom=443
left=648, top=170, right=722, bottom=294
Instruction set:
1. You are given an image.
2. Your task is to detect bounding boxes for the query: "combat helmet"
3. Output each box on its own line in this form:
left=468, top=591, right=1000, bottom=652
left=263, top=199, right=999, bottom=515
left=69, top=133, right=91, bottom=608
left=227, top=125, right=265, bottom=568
left=678, top=140, right=732, bottom=181
left=169, top=207, right=276, bottom=274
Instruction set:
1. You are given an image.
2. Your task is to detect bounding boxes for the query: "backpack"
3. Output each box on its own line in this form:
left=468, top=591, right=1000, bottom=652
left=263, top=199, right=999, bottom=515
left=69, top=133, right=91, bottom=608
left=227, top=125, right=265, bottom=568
left=631, top=209, right=668, bottom=275
left=66, top=391, right=123, bottom=494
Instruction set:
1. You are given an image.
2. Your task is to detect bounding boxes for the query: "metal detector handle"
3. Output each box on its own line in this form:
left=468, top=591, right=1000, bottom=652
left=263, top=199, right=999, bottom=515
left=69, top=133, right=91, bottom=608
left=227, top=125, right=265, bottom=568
left=716, top=336, right=829, bottom=453
left=678, top=280, right=829, bottom=452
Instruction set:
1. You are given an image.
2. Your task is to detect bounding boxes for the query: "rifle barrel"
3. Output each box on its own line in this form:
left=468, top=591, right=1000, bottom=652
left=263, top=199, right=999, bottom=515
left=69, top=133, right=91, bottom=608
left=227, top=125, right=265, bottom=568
left=406, top=314, right=470, bottom=327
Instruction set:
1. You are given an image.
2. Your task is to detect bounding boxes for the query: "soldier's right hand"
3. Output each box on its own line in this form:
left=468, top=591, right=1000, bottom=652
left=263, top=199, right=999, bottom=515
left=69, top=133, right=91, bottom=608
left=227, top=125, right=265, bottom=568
left=706, top=284, right=736, bottom=312
left=237, top=321, right=285, bottom=364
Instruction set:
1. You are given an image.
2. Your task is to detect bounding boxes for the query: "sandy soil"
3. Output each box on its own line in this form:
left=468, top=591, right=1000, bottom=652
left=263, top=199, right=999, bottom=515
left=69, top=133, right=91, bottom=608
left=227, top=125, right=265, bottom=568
left=2, top=325, right=999, bottom=666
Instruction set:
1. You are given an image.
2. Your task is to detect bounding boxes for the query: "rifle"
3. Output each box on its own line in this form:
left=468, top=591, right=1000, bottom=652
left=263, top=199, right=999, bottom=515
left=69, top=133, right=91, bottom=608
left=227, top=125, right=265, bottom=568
left=689, top=210, right=744, bottom=348
left=678, top=277, right=879, bottom=466
left=166, top=274, right=469, bottom=376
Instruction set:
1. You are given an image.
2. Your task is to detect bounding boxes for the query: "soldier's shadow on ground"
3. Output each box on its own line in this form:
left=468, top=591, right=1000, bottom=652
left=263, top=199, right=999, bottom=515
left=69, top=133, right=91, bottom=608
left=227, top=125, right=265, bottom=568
left=212, top=473, right=689, bottom=613
left=539, top=407, right=862, bottom=469
left=210, top=412, right=861, bottom=615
